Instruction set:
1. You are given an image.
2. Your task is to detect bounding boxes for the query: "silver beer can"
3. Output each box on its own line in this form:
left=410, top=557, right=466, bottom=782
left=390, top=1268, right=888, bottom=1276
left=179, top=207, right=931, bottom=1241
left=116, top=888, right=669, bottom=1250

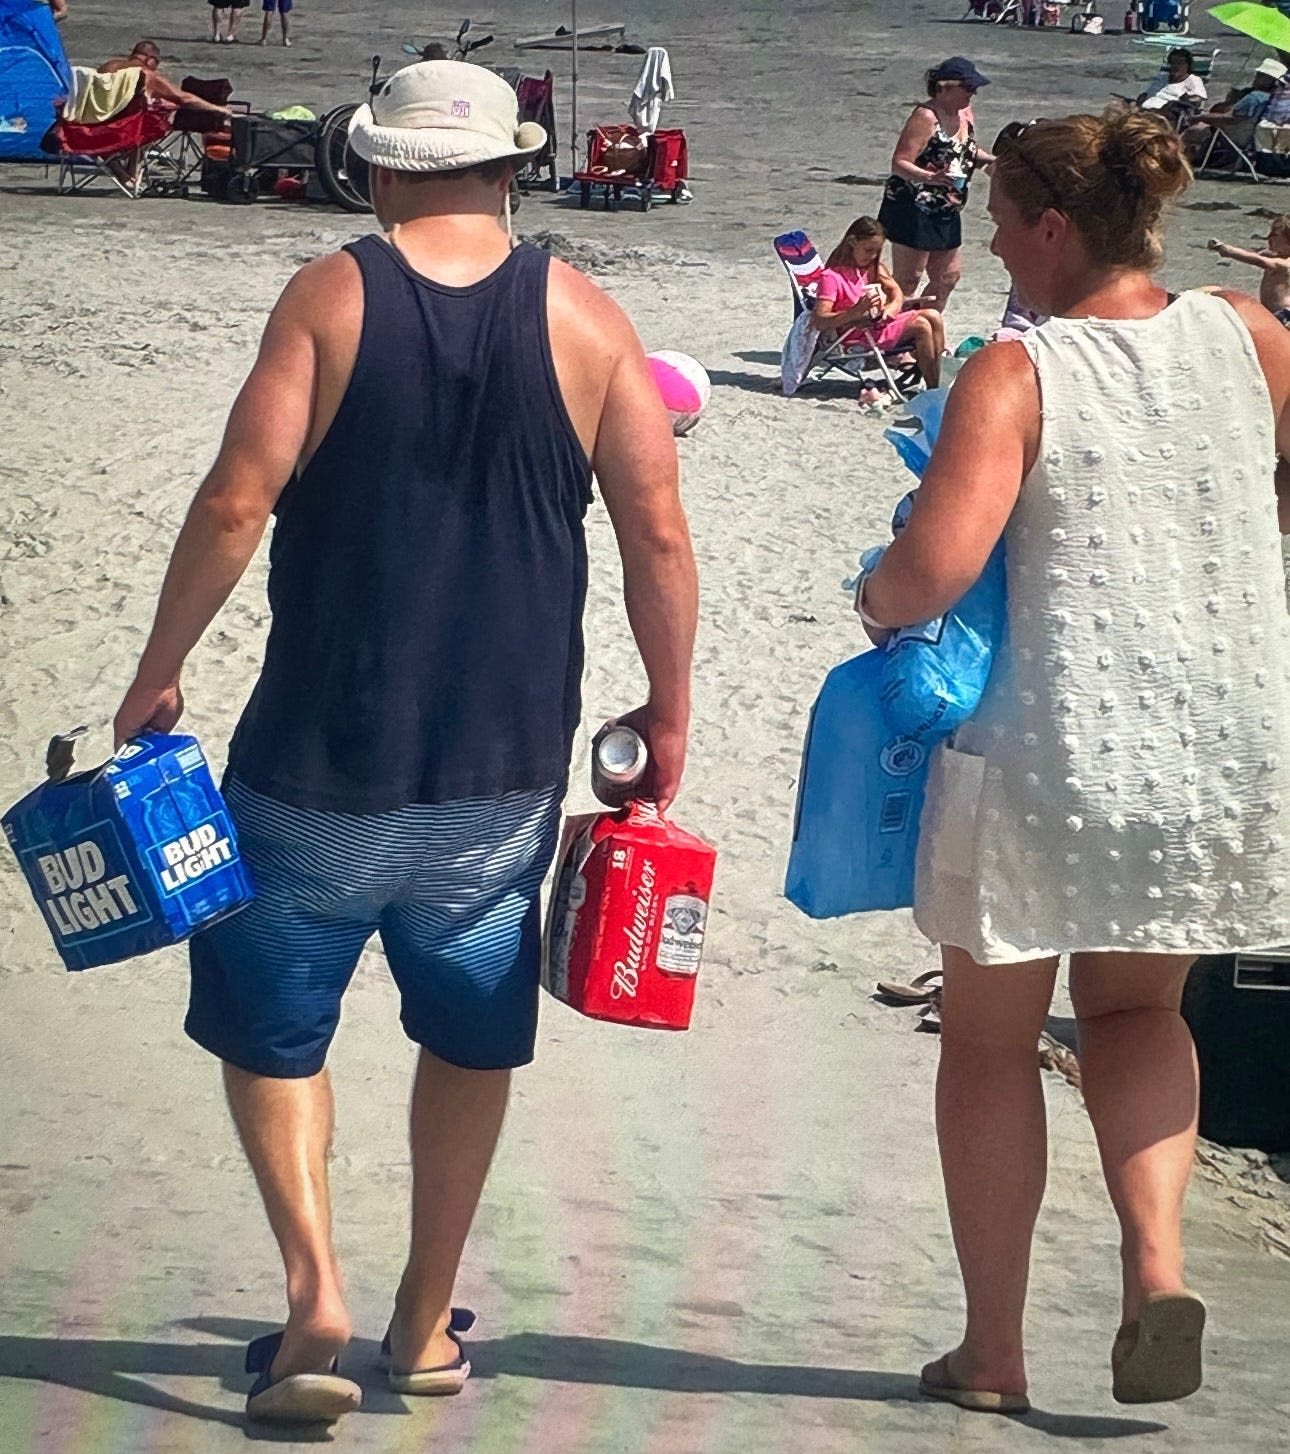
left=590, top=723, right=648, bottom=808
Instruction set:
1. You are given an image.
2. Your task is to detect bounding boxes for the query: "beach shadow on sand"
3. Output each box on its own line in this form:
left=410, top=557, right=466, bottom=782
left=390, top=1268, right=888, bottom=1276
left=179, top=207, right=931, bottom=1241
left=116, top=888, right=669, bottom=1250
left=0, top=1322, right=1166, bottom=1440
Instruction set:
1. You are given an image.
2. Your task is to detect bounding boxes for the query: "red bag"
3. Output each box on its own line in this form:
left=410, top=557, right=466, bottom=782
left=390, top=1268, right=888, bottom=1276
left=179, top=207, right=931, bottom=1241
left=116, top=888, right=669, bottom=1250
left=542, top=803, right=716, bottom=1030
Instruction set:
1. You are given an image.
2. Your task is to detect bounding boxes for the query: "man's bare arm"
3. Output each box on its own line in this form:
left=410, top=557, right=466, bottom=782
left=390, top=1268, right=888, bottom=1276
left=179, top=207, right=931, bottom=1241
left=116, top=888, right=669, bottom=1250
left=147, top=69, right=231, bottom=117
left=588, top=305, right=698, bottom=810
left=113, top=262, right=330, bottom=743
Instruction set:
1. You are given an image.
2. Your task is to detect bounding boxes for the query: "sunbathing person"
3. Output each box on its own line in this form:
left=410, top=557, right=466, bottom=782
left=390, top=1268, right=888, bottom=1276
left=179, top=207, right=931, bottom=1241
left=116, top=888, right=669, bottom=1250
left=1135, top=48, right=1206, bottom=127
left=99, top=40, right=231, bottom=119
left=811, top=216, right=944, bottom=396
left=1209, top=214, right=1290, bottom=325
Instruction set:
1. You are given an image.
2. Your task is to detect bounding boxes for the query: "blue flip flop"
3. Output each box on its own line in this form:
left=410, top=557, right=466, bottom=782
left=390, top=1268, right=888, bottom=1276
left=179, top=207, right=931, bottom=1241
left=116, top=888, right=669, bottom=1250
left=380, top=1307, right=475, bottom=1396
left=244, top=1329, right=363, bottom=1423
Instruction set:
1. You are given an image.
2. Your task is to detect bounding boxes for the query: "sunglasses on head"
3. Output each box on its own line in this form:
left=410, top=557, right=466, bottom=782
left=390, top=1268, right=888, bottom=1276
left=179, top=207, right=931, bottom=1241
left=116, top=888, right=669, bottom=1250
left=994, top=119, right=1064, bottom=212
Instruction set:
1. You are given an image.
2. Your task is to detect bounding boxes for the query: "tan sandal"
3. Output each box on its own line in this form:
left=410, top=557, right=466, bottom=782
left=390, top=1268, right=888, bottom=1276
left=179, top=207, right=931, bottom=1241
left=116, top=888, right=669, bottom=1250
left=1111, top=1291, right=1206, bottom=1404
left=380, top=1307, right=474, bottom=1397
left=919, top=1353, right=1030, bottom=1415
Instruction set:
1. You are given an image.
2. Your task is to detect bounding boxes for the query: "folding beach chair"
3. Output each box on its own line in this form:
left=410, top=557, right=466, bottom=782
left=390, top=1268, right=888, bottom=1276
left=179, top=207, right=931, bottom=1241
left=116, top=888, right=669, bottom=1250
left=146, top=76, right=247, bottom=197
left=773, top=230, right=920, bottom=400
left=54, top=69, right=174, bottom=198
left=960, top=0, right=1019, bottom=20
left=1194, top=113, right=1264, bottom=181
left=514, top=70, right=558, bottom=191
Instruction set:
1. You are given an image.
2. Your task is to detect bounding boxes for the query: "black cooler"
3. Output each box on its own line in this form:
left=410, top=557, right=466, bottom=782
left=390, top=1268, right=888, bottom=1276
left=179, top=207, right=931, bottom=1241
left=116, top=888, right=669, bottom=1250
left=1181, top=950, right=1290, bottom=1152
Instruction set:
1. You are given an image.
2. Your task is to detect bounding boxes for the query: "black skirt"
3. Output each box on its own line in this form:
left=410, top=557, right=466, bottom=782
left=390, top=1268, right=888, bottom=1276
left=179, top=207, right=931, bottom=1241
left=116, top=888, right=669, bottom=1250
left=878, top=183, right=963, bottom=253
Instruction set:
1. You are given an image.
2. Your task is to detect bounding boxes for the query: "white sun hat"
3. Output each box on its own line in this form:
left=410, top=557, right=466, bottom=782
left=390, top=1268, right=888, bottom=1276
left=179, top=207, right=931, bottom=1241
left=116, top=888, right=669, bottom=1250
left=1255, top=57, right=1288, bottom=82
left=347, top=61, right=546, bottom=173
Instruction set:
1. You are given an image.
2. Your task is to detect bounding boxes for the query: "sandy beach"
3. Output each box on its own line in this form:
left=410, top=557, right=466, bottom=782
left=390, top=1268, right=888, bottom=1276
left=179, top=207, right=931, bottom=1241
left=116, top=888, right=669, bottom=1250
left=3, top=0, right=1290, bottom=1449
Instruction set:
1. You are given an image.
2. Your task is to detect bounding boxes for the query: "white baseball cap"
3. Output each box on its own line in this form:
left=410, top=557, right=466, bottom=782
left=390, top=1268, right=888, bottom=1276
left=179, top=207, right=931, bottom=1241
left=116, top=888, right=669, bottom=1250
left=347, top=61, right=546, bottom=173
left=1256, top=57, right=1288, bottom=81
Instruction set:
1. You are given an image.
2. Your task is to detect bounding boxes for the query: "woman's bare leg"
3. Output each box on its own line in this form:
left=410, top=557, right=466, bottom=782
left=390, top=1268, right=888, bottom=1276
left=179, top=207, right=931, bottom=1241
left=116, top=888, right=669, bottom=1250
left=923, top=246, right=964, bottom=312
left=890, top=242, right=930, bottom=306
left=1070, top=953, right=1198, bottom=1326
left=906, top=313, right=942, bottom=388
left=934, top=946, right=1059, bottom=1395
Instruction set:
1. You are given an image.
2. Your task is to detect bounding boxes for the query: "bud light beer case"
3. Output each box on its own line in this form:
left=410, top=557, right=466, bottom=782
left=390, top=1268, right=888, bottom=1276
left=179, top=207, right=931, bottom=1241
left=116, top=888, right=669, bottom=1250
left=3, top=731, right=255, bottom=971
left=542, top=802, right=717, bottom=1031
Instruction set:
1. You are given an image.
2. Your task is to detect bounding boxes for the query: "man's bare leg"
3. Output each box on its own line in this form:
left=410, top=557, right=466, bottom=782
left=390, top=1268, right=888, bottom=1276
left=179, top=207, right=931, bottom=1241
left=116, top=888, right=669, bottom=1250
left=223, top=1064, right=351, bottom=1380
left=388, top=1050, right=511, bottom=1371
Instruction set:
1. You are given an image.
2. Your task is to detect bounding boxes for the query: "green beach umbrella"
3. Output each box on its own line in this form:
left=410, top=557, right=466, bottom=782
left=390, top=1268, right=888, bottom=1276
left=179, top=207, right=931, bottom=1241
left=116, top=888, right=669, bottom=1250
left=1208, top=2, right=1290, bottom=52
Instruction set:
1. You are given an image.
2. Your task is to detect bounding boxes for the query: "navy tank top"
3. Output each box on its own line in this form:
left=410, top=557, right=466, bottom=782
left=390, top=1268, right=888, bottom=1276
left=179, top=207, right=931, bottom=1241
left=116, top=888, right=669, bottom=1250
left=227, top=235, right=593, bottom=813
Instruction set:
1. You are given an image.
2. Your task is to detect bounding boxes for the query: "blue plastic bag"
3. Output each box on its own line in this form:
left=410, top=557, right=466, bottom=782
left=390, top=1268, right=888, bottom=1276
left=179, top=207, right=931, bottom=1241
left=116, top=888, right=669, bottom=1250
left=784, top=650, right=930, bottom=917
left=877, top=532, right=1007, bottom=742
left=3, top=731, right=255, bottom=971
left=870, top=387, right=1006, bottom=743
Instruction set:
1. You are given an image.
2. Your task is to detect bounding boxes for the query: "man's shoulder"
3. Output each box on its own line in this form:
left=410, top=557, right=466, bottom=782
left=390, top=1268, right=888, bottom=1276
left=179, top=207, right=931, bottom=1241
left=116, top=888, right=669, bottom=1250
left=267, top=250, right=363, bottom=342
left=282, top=249, right=362, bottom=306
left=544, top=254, right=636, bottom=355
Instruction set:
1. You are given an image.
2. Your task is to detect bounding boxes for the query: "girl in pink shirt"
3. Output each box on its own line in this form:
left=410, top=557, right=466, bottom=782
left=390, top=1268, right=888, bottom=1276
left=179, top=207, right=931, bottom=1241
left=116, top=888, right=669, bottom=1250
left=811, top=216, right=944, bottom=395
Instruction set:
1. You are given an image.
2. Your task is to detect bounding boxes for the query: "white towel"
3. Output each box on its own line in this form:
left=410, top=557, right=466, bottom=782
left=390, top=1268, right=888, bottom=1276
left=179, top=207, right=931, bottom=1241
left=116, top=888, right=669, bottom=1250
left=628, top=47, right=673, bottom=135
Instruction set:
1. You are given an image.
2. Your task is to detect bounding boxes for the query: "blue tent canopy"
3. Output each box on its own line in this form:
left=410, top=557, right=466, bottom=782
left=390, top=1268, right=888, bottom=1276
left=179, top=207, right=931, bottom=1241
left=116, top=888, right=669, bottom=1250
left=0, top=0, right=72, bottom=161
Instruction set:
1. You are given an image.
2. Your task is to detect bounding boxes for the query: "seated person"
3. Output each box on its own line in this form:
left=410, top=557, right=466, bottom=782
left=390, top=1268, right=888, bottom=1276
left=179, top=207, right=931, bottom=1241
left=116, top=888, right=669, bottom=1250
left=1182, top=57, right=1286, bottom=162
left=419, top=42, right=450, bottom=60
left=1208, top=215, right=1290, bottom=327
left=1136, top=48, right=1206, bottom=124
left=99, top=40, right=231, bottom=120
left=1262, top=75, right=1290, bottom=128
left=811, top=216, right=944, bottom=395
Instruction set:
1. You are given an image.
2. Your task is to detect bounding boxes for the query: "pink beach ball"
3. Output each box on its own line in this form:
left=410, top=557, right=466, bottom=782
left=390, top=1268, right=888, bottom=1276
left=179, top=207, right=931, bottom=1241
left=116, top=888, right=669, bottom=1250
left=647, top=350, right=711, bottom=437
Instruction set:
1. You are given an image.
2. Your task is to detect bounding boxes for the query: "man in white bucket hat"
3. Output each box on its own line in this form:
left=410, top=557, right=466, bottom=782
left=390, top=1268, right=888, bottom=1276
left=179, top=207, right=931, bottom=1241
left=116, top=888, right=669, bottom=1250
left=1181, top=54, right=1289, bottom=165
left=347, top=59, right=545, bottom=228
left=115, top=59, right=697, bottom=1427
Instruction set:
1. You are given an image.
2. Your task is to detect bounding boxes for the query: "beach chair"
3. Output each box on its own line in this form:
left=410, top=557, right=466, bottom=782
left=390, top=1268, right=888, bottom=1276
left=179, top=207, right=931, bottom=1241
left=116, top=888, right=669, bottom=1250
left=1194, top=113, right=1264, bottom=181
left=773, top=231, right=920, bottom=400
left=147, top=77, right=247, bottom=198
left=1132, top=38, right=1219, bottom=81
left=514, top=70, right=558, bottom=191
left=54, top=69, right=174, bottom=198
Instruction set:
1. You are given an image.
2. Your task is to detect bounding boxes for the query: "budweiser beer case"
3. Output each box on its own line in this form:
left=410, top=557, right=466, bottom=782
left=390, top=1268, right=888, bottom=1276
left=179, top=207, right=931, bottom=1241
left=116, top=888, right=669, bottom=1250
left=3, top=731, right=255, bottom=972
left=542, top=802, right=716, bottom=1030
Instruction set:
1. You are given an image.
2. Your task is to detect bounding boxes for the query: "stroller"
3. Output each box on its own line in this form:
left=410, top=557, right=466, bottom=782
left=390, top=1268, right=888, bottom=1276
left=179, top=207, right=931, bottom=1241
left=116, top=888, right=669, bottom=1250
left=774, top=231, right=921, bottom=400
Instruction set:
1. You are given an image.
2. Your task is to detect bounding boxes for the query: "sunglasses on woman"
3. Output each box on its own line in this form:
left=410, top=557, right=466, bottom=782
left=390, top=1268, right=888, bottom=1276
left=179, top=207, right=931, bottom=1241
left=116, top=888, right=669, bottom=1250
left=994, top=119, right=1064, bottom=212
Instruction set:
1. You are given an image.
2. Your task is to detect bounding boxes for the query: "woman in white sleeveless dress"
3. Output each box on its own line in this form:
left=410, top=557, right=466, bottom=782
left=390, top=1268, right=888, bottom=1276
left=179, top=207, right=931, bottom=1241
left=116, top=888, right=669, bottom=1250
left=857, top=109, right=1290, bottom=1413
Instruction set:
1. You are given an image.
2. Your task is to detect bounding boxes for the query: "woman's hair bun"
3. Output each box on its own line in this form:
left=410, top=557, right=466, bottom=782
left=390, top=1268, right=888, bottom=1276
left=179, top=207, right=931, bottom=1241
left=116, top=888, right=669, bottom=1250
left=1096, top=107, right=1190, bottom=205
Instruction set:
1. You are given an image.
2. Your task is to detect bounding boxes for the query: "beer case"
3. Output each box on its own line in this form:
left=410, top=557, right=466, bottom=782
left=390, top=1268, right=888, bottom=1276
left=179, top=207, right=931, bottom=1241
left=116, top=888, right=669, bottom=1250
left=3, top=731, right=255, bottom=971
left=542, top=802, right=716, bottom=1030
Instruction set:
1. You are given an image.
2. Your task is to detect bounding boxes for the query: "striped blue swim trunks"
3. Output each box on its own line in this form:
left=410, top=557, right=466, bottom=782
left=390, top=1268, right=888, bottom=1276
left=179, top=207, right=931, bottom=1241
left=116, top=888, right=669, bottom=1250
left=186, top=777, right=562, bottom=1077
